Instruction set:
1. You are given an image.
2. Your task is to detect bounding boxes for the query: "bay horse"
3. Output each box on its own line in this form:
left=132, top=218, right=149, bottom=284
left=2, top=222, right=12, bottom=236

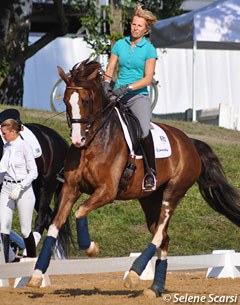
left=0, top=109, right=70, bottom=254
left=28, top=59, right=240, bottom=297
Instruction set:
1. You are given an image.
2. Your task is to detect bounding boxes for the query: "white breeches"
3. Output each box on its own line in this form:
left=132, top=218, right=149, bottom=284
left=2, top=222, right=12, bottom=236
left=0, top=181, right=35, bottom=238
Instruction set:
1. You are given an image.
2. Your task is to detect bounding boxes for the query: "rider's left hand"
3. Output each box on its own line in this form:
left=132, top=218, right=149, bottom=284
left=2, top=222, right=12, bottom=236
left=112, top=85, right=130, bottom=97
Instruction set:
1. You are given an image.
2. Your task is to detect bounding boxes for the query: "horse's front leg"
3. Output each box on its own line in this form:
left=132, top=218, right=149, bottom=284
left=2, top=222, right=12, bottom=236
left=74, top=185, right=116, bottom=258
left=75, top=186, right=116, bottom=218
left=76, top=217, right=100, bottom=257
left=27, top=183, right=80, bottom=287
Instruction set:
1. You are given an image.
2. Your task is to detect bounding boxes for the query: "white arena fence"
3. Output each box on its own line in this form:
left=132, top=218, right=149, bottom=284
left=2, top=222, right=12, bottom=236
left=0, top=246, right=239, bottom=288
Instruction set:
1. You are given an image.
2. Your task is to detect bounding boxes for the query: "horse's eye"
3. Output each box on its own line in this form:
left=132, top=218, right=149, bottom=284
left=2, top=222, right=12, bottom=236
left=82, top=99, right=89, bottom=107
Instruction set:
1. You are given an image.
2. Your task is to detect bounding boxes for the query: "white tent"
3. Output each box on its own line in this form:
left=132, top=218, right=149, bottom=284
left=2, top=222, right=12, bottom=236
left=151, top=0, right=240, bottom=49
left=23, top=36, right=93, bottom=111
left=150, top=0, right=240, bottom=125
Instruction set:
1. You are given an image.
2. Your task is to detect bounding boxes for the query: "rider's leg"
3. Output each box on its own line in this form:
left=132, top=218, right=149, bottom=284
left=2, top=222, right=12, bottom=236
left=18, top=185, right=36, bottom=257
left=128, top=95, right=156, bottom=190
left=1, top=233, right=10, bottom=262
left=0, top=182, right=15, bottom=263
left=140, top=132, right=156, bottom=190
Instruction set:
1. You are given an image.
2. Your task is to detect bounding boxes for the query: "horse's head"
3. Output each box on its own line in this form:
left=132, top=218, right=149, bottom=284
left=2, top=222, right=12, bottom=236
left=58, top=59, right=103, bottom=147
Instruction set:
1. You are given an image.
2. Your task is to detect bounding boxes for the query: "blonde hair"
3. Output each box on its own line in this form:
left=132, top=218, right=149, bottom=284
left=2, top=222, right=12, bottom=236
left=1, top=119, right=22, bottom=133
left=133, top=3, right=157, bottom=31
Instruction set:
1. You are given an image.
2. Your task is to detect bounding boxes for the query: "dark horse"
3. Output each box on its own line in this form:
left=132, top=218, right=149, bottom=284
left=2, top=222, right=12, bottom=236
left=28, top=59, right=240, bottom=297
left=0, top=109, right=70, bottom=253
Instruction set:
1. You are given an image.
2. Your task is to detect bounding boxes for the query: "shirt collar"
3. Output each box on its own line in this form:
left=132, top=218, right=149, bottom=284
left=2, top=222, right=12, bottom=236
left=9, top=135, right=21, bottom=146
left=125, top=36, right=147, bottom=47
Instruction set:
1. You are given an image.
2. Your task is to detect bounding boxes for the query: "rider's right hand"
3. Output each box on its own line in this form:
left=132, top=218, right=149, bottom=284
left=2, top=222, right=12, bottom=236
left=102, top=80, right=113, bottom=97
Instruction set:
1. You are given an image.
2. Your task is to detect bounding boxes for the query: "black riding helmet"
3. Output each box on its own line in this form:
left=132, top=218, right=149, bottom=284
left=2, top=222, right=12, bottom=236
left=0, top=109, right=22, bottom=126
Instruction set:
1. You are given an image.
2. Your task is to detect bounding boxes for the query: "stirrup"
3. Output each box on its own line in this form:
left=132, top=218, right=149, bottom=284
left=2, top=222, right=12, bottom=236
left=142, top=172, right=157, bottom=191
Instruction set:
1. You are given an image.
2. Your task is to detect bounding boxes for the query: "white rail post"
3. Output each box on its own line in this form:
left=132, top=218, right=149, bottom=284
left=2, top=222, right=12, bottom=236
left=206, top=250, right=240, bottom=278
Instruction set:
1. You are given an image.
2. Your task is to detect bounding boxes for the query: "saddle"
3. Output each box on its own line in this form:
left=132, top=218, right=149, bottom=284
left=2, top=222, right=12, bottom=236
left=117, top=103, right=142, bottom=153
left=116, top=101, right=159, bottom=193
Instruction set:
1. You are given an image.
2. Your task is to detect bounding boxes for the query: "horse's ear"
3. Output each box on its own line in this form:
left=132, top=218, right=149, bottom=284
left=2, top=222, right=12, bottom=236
left=87, top=68, right=99, bottom=81
left=57, top=66, right=69, bottom=84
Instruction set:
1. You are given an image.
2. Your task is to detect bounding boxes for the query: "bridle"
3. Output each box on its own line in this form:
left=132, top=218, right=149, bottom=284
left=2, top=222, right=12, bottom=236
left=66, top=86, right=94, bottom=131
left=65, top=85, right=117, bottom=147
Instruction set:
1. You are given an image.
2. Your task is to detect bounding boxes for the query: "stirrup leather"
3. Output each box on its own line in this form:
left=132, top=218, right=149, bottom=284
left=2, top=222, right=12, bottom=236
left=142, top=172, right=157, bottom=191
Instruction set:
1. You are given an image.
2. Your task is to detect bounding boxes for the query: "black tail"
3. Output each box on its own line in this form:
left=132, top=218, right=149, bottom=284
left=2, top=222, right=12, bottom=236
left=192, top=138, right=240, bottom=227
left=52, top=177, right=74, bottom=257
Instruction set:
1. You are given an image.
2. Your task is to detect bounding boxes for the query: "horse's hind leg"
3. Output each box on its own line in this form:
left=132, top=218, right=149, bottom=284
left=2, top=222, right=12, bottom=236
left=124, top=188, right=173, bottom=298
left=33, top=184, right=53, bottom=241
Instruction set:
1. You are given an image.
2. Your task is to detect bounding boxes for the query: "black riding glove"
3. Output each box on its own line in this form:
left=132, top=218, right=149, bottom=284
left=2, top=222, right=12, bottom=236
left=102, top=81, right=113, bottom=97
left=112, top=85, right=130, bottom=98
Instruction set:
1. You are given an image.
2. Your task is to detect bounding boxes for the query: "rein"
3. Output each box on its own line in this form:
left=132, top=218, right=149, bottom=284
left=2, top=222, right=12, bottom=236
left=84, top=98, right=116, bottom=147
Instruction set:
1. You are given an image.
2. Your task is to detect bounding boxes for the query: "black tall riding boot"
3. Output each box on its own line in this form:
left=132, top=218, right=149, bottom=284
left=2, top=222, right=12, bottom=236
left=1, top=233, right=10, bottom=263
left=140, top=132, right=157, bottom=191
left=24, top=231, right=36, bottom=258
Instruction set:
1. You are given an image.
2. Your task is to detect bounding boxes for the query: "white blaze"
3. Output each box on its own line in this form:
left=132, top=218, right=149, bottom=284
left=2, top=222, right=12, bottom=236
left=69, top=92, right=82, bottom=145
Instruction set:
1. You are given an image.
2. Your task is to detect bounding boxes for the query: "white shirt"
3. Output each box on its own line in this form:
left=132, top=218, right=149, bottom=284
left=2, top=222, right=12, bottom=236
left=0, top=136, right=38, bottom=189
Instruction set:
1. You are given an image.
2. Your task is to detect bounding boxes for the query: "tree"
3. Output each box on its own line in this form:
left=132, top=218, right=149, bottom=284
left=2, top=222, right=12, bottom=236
left=78, top=0, right=183, bottom=59
left=0, top=0, right=183, bottom=106
left=0, top=0, right=68, bottom=105
left=0, top=0, right=31, bottom=105
left=139, top=0, right=183, bottom=19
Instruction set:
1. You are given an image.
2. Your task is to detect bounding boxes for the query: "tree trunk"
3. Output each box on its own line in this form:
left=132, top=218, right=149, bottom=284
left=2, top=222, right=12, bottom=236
left=0, top=0, right=32, bottom=106
left=109, top=0, right=123, bottom=40
left=109, top=0, right=124, bottom=81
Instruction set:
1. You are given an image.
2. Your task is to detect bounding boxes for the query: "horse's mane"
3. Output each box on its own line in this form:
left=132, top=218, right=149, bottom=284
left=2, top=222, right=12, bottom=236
left=69, top=58, right=102, bottom=88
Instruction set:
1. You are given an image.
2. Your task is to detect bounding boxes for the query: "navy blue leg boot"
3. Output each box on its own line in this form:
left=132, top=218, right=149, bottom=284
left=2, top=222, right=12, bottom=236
left=150, top=259, right=168, bottom=297
left=35, top=236, right=56, bottom=273
left=76, top=217, right=91, bottom=250
left=131, top=243, right=156, bottom=275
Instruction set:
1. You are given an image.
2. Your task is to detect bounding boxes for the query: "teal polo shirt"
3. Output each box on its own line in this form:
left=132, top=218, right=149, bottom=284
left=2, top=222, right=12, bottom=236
left=112, top=36, right=157, bottom=95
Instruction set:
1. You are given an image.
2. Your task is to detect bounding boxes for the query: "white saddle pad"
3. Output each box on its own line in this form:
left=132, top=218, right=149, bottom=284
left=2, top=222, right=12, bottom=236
left=1, top=125, right=42, bottom=158
left=115, top=108, right=171, bottom=159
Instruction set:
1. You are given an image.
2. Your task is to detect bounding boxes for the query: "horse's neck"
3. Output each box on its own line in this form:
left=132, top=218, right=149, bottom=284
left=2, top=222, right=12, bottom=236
left=97, top=109, right=122, bottom=139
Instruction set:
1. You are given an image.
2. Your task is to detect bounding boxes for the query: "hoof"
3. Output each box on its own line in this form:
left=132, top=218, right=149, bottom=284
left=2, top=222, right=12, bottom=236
left=143, top=288, right=157, bottom=298
left=85, top=242, right=100, bottom=257
left=124, top=270, right=140, bottom=289
left=26, top=276, right=43, bottom=288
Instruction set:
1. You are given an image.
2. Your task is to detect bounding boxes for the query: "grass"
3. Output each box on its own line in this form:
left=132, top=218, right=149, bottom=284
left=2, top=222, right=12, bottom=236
left=1, top=105, right=239, bottom=257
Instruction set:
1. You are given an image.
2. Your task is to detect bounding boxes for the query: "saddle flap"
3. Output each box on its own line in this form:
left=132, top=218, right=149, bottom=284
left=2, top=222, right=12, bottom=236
left=117, top=106, right=142, bottom=152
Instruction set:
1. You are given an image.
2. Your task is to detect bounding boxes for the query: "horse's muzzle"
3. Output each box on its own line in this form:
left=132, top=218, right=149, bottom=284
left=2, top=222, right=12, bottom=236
left=72, top=136, right=86, bottom=148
